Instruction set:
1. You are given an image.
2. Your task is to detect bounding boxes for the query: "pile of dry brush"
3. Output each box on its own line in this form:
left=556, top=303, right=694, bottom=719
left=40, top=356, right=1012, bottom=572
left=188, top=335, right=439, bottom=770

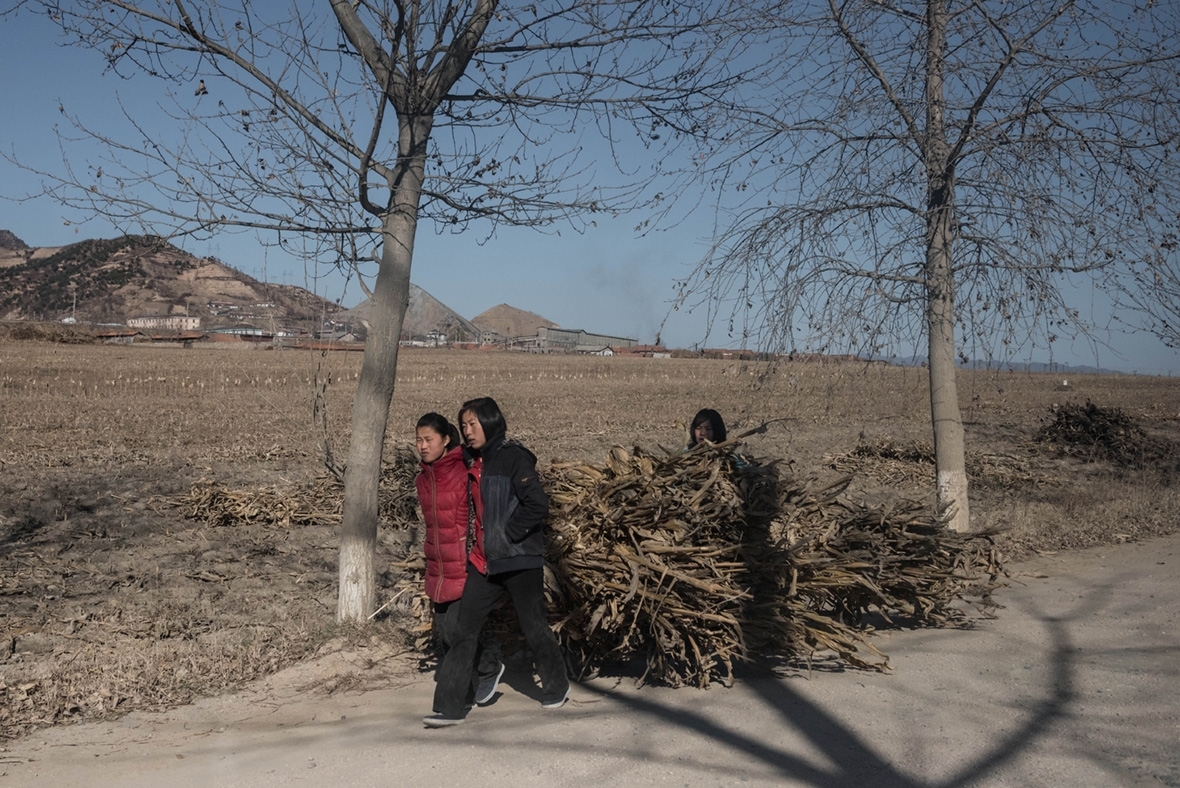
left=541, top=442, right=1002, bottom=688
left=1035, top=400, right=1177, bottom=469
left=174, top=444, right=421, bottom=528
left=823, top=437, right=1053, bottom=490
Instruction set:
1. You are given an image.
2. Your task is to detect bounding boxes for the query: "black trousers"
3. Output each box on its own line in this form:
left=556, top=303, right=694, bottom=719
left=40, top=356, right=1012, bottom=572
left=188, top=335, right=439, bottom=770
left=432, top=564, right=568, bottom=718
left=432, top=598, right=502, bottom=684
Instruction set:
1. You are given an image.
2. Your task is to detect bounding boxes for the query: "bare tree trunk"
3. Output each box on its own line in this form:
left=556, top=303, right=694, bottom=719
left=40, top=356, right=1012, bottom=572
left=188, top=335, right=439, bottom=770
left=329, top=0, right=487, bottom=622
left=336, top=113, right=430, bottom=622
left=924, top=0, right=970, bottom=533
left=336, top=225, right=410, bottom=621
left=926, top=221, right=970, bottom=532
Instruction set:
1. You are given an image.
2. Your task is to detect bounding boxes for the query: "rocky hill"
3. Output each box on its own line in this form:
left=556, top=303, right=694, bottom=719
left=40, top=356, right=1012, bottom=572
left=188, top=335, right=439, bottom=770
left=0, top=233, right=341, bottom=327
left=0, top=230, right=563, bottom=342
left=0, top=229, right=29, bottom=253
left=334, top=294, right=566, bottom=344
left=471, top=303, right=558, bottom=340
left=339, top=285, right=482, bottom=343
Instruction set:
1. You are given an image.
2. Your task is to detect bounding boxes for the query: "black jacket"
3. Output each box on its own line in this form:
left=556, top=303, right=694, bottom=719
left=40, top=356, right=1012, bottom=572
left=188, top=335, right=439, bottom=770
left=469, top=432, right=549, bottom=575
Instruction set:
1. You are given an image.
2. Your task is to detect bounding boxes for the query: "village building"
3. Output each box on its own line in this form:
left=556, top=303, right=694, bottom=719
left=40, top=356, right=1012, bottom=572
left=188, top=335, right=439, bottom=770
left=127, top=315, right=202, bottom=331
left=534, top=326, right=638, bottom=353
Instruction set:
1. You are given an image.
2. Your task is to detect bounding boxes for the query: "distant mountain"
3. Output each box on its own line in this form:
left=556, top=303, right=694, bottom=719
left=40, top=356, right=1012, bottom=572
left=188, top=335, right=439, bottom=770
left=881, top=354, right=1123, bottom=376
left=0, top=233, right=341, bottom=327
left=471, top=303, right=558, bottom=340
left=338, top=294, right=561, bottom=343
left=0, top=229, right=563, bottom=343
left=338, top=284, right=481, bottom=342
left=0, top=229, right=29, bottom=253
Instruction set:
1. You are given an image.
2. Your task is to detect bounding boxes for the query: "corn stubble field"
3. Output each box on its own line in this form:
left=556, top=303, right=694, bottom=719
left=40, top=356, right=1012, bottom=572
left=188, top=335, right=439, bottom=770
left=2, top=331, right=1179, bottom=739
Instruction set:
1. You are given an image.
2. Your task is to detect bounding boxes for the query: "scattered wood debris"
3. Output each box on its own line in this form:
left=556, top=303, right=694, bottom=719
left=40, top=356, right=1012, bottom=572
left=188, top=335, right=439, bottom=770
left=168, top=444, right=422, bottom=529
left=824, top=437, right=1054, bottom=490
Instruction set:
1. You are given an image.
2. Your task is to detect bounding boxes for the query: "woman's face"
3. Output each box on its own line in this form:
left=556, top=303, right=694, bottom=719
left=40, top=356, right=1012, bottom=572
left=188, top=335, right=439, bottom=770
left=460, top=410, right=487, bottom=450
left=693, top=420, right=715, bottom=444
left=416, top=426, right=450, bottom=464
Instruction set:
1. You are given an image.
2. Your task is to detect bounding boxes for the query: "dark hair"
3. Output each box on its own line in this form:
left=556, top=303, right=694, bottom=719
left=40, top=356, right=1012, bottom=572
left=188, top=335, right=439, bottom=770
left=688, top=408, right=727, bottom=447
left=416, top=412, right=461, bottom=449
left=458, top=396, right=507, bottom=442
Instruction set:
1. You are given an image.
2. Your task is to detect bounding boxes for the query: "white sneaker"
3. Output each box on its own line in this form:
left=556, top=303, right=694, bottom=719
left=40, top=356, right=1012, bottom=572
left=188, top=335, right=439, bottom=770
left=422, top=713, right=465, bottom=728
left=541, top=685, right=570, bottom=709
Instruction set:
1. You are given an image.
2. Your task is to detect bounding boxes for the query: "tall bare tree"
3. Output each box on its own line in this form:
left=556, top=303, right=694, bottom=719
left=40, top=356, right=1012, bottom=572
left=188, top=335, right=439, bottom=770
left=672, top=0, right=1180, bottom=531
left=21, top=0, right=736, bottom=619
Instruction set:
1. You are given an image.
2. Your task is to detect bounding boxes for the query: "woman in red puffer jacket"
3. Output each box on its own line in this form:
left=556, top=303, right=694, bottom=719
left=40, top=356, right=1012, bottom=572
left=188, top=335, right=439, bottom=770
left=414, top=413, right=504, bottom=702
left=416, top=412, right=469, bottom=604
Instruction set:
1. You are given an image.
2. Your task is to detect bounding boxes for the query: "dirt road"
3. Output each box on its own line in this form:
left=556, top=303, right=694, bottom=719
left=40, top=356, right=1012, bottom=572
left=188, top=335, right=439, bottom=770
left=3, top=535, right=1177, bottom=788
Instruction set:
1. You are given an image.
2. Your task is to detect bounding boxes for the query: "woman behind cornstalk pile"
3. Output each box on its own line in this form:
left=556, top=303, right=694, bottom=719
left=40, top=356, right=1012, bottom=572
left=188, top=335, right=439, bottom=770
left=686, top=408, right=728, bottom=450
left=423, top=397, right=570, bottom=728
left=685, top=408, right=750, bottom=471
left=413, top=412, right=504, bottom=712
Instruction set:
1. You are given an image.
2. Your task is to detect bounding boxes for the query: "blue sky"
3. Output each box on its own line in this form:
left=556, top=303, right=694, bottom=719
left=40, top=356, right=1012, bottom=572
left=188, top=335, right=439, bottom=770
left=1, top=6, right=1177, bottom=375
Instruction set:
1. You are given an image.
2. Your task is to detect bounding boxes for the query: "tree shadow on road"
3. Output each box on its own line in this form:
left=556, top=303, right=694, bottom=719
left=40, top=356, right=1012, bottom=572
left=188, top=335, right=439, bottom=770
left=577, top=594, right=1085, bottom=788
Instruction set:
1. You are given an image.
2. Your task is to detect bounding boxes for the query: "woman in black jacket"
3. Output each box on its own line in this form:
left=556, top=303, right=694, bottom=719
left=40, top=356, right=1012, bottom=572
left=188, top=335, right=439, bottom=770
left=423, top=397, right=569, bottom=728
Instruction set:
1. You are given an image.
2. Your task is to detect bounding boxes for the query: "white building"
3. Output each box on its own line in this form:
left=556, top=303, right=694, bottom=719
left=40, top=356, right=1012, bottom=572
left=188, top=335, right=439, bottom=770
left=127, top=315, right=202, bottom=331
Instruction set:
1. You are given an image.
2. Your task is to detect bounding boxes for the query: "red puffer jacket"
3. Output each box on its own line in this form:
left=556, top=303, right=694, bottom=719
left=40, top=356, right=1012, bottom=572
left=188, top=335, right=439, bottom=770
left=415, top=445, right=470, bottom=603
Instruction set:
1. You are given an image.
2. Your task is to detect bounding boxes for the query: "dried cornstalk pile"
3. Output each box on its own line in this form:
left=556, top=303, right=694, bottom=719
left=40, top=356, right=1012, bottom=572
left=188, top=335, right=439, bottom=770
left=171, top=477, right=343, bottom=526
left=825, top=437, right=1051, bottom=490
left=544, top=446, right=754, bottom=687
left=1034, top=401, right=1173, bottom=468
left=379, top=557, right=436, bottom=650
left=165, top=443, right=422, bottom=528
left=378, top=443, right=427, bottom=528
left=544, top=443, right=1002, bottom=688
left=824, top=439, right=933, bottom=487
left=766, top=476, right=1003, bottom=634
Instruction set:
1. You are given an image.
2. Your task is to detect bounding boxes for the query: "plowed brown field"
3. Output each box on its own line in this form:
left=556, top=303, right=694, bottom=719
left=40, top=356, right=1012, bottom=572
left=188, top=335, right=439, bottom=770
left=3, top=336, right=1178, bottom=740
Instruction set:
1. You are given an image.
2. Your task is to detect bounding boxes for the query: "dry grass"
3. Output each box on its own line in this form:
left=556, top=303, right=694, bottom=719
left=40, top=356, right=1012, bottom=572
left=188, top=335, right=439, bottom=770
left=1, top=339, right=1179, bottom=737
